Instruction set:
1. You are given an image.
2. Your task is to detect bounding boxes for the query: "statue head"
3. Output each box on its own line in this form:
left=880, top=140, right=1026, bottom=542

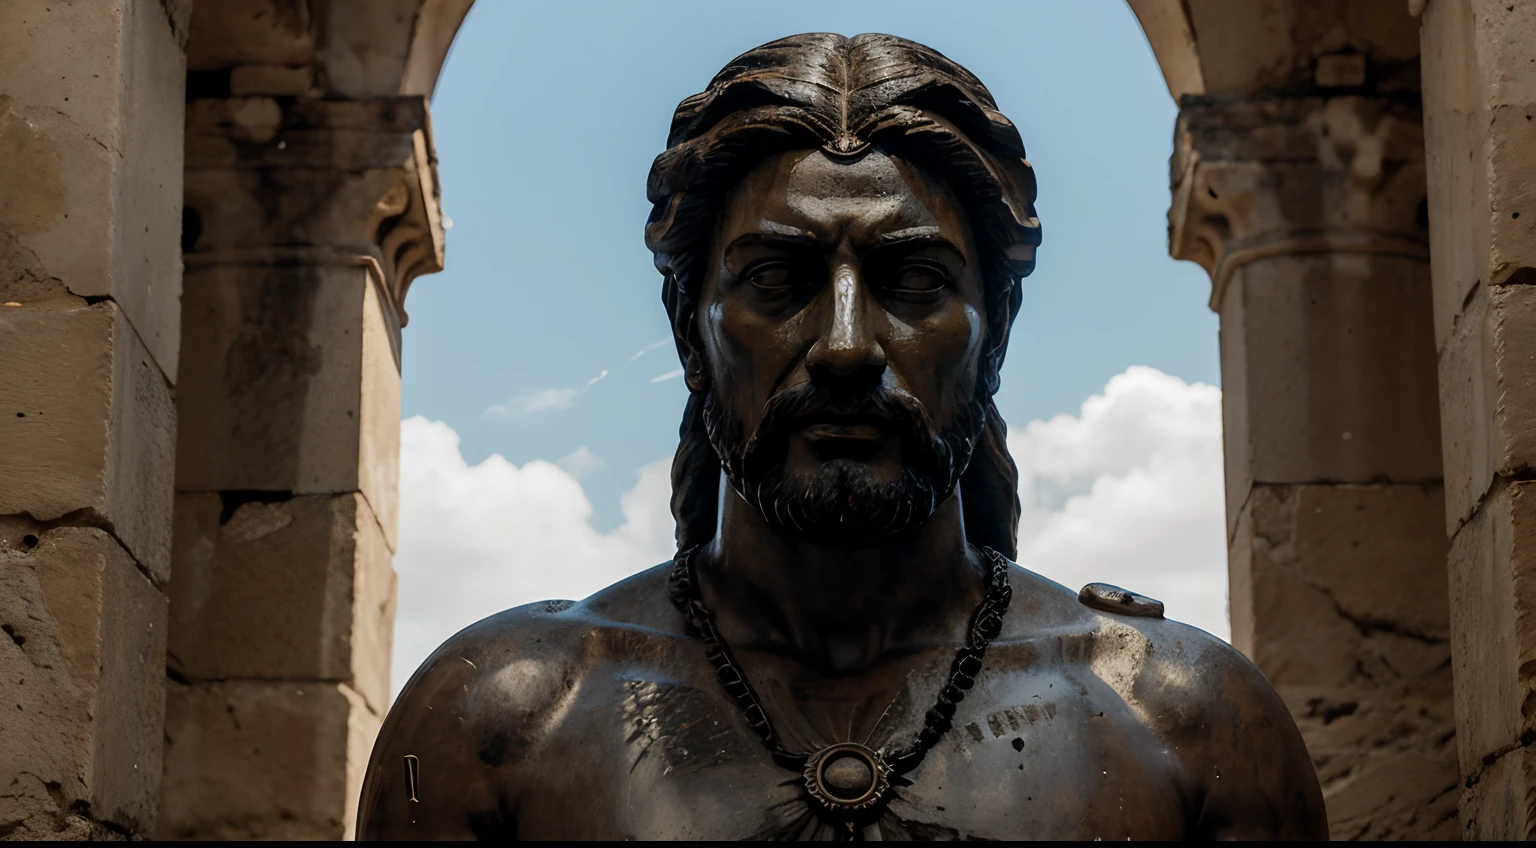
left=646, top=33, right=1041, bottom=558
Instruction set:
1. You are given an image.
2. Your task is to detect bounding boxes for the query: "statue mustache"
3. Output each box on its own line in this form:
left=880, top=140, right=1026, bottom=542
left=742, top=383, right=936, bottom=458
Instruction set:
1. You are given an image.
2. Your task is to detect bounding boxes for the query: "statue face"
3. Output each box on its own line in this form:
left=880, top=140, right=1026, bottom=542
left=697, top=148, right=990, bottom=546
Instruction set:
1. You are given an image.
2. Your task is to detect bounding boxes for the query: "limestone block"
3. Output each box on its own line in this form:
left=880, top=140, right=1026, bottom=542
left=1421, top=73, right=1486, bottom=350
left=1234, top=483, right=1456, bottom=839
left=360, top=279, right=403, bottom=545
left=111, top=0, right=190, bottom=380
left=1484, top=105, right=1536, bottom=288
left=0, top=1, right=123, bottom=129
left=1470, top=0, right=1536, bottom=105
left=0, top=300, right=175, bottom=580
left=159, top=681, right=379, bottom=840
left=1426, top=99, right=1536, bottom=332
left=0, top=0, right=185, bottom=382
left=1245, top=545, right=1364, bottom=688
left=1234, top=483, right=1452, bottom=686
left=1226, top=489, right=1256, bottom=656
left=175, top=263, right=401, bottom=545
left=1458, top=1, right=1536, bottom=232
left=1219, top=256, right=1442, bottom=532
left=1288, top=484, right=1450, bottom=638
left=168, top=492, right=396, bottom=713
left=1446, top=481, right=1536, bottom=776
left=1218, top=287, right=1254, bottom=542
left=1439, top=284, right=1536, bottom=531
left=1461, top=743, right=1536, bottom=840
left=0, top=527, right=167, bottom=836
left=1423, top=0, right=1536, bottom=348
left=1439, top=285, right=1495, bottom=533
left=1234, top=485, right=1352, bottom=686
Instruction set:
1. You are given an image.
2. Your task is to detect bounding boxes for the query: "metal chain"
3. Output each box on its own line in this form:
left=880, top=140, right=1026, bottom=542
left=667, top=545, right=1013, bottom=776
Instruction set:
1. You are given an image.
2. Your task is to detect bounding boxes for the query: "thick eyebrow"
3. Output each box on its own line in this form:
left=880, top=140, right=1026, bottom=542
left=724, top=225, right=821, bottom=254
left=873, top=226, right=966, bottom=263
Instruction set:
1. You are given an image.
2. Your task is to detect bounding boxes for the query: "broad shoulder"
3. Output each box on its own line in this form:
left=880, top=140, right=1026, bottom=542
left=357, top=562, right=680, bottom=839
left=389, top=562, right=682, bottom=728
left=1002, top=565, right=1287, bottom=728
left=1007, top=566, right=1326, bottom=838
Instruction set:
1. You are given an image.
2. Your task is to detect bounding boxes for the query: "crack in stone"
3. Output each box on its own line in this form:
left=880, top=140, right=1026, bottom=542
left=1263, top=547, right=1449, bottom=646
left=158, top=0, right=191, bottom=48
left=1469, top=728, right=1536, bottom=789
left=1, top=509, right=164, bottom=591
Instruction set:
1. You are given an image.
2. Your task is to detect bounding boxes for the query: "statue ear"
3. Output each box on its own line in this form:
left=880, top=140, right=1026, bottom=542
left=685, top=351, right=709, bottom=393
left=664, top=271, right=711, bottom=394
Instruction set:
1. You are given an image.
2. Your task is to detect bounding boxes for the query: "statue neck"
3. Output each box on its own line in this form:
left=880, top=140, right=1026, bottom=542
left=692, top=486, right=986, bottom=673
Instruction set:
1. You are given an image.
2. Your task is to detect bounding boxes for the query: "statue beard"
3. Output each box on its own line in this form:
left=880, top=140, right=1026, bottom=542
left=702, top=382, right=986, bottom=548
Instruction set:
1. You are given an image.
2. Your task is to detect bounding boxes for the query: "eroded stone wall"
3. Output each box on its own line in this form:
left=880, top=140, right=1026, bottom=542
left=1420, top=0, right=1536, bottom=837
left=0, top=0, right=189, bottom=838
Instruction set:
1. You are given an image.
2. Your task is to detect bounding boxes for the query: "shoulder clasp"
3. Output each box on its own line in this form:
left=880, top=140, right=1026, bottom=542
left=1077, top=582, right=1165, bottom=619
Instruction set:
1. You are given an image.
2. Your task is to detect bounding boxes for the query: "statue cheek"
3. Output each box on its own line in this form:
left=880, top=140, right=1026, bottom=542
left=894, top=302, right=984, bottom=377
left=718, top=303, right=811, bottom=371
left=706, top=307, right=790, bottom=418
left=963, top=303, right=985, bottom=357
left=889, top=304, right=984, bottom=409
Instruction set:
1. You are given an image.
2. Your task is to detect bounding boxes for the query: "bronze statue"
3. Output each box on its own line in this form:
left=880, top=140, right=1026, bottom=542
left=358, top=33, right=1327, bottom=840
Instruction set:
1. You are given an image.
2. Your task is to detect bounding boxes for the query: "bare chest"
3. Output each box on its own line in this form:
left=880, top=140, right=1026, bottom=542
left=509, top=654, right=1194, bottom=840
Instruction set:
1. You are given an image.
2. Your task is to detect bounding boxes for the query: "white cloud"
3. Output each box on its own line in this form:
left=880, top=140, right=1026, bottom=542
left=555, top=445, right=605, bottom=477
left=482, top=350, right=677, bottom=419
left=484, top=369, right=609, bottom=418
left=630, top=338, right=672, bottom=361
left=1008, top=366, right=1228, bottom=640
left=483, top=387, right=578, bottom=417
left=392, top=418, right=675, bottom=695
left=392, top=365, right=1228, bottom=699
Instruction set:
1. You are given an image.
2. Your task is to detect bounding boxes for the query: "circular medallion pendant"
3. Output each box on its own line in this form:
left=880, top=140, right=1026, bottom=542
left=803, top=742, right=891, bottom=815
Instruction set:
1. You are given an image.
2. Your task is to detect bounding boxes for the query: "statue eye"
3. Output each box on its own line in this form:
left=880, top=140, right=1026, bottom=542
left=744, top=262, right=795, bottom=291
left=890, top=262, right=948, bottom=294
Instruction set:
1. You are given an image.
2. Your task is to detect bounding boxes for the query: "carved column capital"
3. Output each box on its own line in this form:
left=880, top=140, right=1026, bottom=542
left=1170, top=96, right=1428, bottom=310
left=183, top=96, right=446, bottom=328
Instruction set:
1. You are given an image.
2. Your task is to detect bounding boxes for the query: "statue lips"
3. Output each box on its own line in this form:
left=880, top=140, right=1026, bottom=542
left=790, top=411, right=902, bottom=463
left=797, top=413, right=889, bottom=442
left=802, top=422, right=884, bottom=440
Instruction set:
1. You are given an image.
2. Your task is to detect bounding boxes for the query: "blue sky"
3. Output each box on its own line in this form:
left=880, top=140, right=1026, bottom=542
left=401, top=0, right=1218, bottom=530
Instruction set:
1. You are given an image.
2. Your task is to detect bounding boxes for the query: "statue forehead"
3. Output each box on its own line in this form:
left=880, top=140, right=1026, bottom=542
left=720, top=149, right=961, bottom=238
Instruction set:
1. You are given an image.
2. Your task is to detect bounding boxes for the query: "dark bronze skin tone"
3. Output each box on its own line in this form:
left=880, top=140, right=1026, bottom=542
left=357, top=145, right=1328, bottom=840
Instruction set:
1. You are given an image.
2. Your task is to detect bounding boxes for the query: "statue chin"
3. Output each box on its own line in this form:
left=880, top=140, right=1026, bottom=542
left=734, top=461, right=947, bottom=548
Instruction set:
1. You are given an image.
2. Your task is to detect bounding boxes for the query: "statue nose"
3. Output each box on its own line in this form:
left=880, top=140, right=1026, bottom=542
left=806, top=262, right=887, bottom=387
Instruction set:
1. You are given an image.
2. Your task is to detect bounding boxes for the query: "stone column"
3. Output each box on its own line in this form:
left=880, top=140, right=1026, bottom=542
left=0, top=0, right=188, bottom=838
left=1421, top=0, right=1536, bottom=837
left=158, top=95, right=442, bottom=839
left=1171, top=95, right=1457, bottom=838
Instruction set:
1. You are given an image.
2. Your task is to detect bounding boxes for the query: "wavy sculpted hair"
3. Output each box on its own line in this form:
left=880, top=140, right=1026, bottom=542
left=644, top=33, right=1042, bottom=559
